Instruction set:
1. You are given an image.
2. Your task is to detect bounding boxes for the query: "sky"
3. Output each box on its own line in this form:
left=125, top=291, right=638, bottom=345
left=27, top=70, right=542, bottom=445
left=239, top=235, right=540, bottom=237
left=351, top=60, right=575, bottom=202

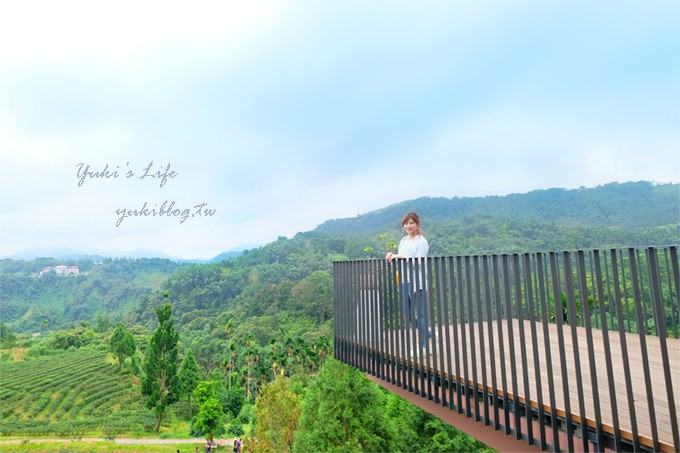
left=0, top=1, right=678, bottom=260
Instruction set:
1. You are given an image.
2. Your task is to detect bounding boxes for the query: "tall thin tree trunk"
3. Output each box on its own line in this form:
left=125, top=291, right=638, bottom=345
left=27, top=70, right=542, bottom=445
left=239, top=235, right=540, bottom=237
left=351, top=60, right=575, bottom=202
left=155, top=412, right=163, bottom=432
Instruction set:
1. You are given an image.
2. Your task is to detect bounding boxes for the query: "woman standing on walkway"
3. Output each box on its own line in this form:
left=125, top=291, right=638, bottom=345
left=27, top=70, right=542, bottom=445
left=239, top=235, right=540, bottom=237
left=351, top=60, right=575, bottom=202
left=385, top=212, right=430, bottom=355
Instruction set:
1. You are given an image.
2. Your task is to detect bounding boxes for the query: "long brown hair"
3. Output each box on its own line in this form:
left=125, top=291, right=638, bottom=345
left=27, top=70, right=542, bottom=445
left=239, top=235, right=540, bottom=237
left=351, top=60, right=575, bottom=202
left=402, top=212, right=423, bottom=236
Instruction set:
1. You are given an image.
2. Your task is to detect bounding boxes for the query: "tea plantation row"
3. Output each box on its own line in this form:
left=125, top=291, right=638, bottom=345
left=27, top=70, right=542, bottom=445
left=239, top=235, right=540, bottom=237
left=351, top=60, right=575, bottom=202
left=0, top=349, right=153, bottom=436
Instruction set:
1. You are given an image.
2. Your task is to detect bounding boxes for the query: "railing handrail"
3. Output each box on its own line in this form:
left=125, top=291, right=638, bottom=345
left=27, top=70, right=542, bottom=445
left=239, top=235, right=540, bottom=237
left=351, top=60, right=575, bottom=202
left=334, top=246, right=679, bottom=452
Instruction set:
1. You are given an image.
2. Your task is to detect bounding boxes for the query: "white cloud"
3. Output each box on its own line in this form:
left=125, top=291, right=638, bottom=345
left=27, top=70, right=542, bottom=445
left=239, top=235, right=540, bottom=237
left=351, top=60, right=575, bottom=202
left=0, top=1, right=290, bottom=66
left=0, top=1, right=678, bottom=259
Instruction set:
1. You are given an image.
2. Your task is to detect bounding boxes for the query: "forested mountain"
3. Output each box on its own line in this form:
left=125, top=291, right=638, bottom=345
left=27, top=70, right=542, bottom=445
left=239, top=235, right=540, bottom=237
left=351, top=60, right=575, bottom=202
left=316, top=181, right=679, bottom=236
left=0, top=258, right=180, bottom=333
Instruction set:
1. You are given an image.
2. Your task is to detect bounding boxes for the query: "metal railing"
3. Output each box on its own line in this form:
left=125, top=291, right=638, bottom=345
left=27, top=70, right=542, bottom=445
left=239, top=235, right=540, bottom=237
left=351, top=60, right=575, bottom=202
left=333, top=246, right=680, bottom=452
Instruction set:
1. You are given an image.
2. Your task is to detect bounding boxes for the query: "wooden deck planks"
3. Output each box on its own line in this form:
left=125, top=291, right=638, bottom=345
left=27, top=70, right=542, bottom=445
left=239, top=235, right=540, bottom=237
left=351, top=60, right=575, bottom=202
left=382, top=320, right=679, bottom=450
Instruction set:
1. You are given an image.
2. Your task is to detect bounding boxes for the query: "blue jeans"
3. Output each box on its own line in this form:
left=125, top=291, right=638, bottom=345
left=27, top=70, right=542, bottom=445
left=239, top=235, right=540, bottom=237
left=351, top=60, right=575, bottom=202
left=401, top=283, right=428, bottom=348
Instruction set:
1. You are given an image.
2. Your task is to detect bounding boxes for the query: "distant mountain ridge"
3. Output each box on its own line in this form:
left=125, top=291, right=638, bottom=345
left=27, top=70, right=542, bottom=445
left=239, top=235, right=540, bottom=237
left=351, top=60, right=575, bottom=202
left=314, top=181, right=679, bottom=237
left=4, top=181, right=677, bottom=261
left=7, top=248, right=179, bottom=261
left=6, top=248, right=245, bottom=263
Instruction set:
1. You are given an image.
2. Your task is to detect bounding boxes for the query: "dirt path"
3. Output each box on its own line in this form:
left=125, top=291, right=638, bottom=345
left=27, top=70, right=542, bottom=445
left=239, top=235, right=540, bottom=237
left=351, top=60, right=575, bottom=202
left=0, top=437, right=233, bottom=446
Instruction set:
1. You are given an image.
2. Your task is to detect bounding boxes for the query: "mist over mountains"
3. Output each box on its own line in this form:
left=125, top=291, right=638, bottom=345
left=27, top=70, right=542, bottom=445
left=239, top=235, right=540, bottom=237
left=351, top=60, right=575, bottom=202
left=4, top=181, right=678, bottom=262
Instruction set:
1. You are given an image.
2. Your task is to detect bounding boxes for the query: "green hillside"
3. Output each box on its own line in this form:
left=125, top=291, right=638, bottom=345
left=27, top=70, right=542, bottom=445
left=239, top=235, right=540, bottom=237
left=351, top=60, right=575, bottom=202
left=0, top=258, right=181, bottom=333
left=315, top=181, right=680, bottom=236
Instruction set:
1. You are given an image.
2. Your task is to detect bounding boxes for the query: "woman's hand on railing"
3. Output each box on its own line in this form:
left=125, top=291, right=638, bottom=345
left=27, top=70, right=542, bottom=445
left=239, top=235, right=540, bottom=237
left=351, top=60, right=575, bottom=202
left=386, top=252, right=403, bottom=262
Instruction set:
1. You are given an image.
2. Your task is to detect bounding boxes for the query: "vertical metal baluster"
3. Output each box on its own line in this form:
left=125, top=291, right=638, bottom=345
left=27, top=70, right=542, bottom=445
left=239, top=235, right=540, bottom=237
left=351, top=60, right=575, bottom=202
left=411, top=256, right=423, bottom=395
left=501, top=254, right=520, bottom=439
left=363, top=260, right=370, bottom=374
left=348, top=260, right=354, bottom=366
left=391, top=258, right=399, bottom=385
left=482, top=255, right=500, bottom=431
left=398, top=258, right=407, bottom=390
left=380, top=261, right=387, bottom=378
left=576, top=251, right=603, bottom=451
left=647, top=247, right=679, bottom=450
left=389, top=258, right=398, bottom=384
left=422, top=257, right=434, bottom=401
left=447, top=256, right=462, bottom=413
left=393, top=258, right=402, bottom=387
left=456, top=256, right=470, bottom=417
left=551, top=252, right=574, bottom=452
left=435, top=258, right=453, bottom=409
left=376, top=259, right=385, bottom=379
left=364, top=260, right=372, bottom=375
left=364, top=260, right=371, bottom=374
left=593, top=250, right=622, bottom=452
left=371, top=259, right=381, bottom=378
left=348, top=261, right=355, bottom=367
left=332, top=262, right=338, bottom=361
left=513, top=253, right=532, bottom=444
left=361, top=260, right=370, bottom=373
left=340, top=261, right=348, bottom=365
left=629, top=248, right=659, bottom=451
left=538, top=253, right=560, bottom=451
left=563, top=251, right=589, bottom=452
left=474, top=255, right=490, bottom=426
left=364, top=260, right=371, bottom=372
left=432, top=257, right=446, bottom=407
left=524, top=253, right=544, bottom=449
left=354, top=260, right=361, bottom=371
left=348, top=262, right=361, bottom=368
left=609, top=249, right=640, bottom=450
left=334, top=263, right=349, bottom=362
left=493, top=254, right=510, bottom=434
left=414, top=257, right=426, bottom=397
left=390, top=258, right=403, bottom=389
left=465, top=255, right=480, bottom=421
left=452, top=256, right=463, bottom=413
left=381, top=258, right=394, bottom=385
left=400, top=258, right=413, bottom=393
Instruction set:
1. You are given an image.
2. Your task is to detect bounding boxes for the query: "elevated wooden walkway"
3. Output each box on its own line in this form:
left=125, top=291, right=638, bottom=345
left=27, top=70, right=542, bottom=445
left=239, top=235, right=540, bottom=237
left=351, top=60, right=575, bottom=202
left=370, top=321, right=679, bottom=452
left=335, top=247, right=680, bottom=451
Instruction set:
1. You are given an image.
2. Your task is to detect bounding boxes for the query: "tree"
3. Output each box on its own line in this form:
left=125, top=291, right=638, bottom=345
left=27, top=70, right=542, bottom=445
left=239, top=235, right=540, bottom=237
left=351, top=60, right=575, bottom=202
left=252, top=375, right=301, bottom=453
left=0, top=321, right=16, bottom=348
left=178, top=349, right=201, bottom=415
left=293, top=358, right=390, bottom=452
left=141, top=302, right=179, bottom=432
left=192, top=380, right=226, bottom=443
left=221, top=386, right=246, bottom=419
left=289, top=270, right=332, bottom=323
left=194, top=397, right=226, bottom=443
left=93, top=312, right=112, bottom=333
left=110, top=324, right=136, bottom=370
left=380, top=383, right=495, bottom=452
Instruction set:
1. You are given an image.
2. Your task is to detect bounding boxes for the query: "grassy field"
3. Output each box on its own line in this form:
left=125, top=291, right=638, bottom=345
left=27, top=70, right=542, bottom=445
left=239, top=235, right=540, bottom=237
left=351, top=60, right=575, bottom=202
left=0, top=438, right=212, bottom=452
